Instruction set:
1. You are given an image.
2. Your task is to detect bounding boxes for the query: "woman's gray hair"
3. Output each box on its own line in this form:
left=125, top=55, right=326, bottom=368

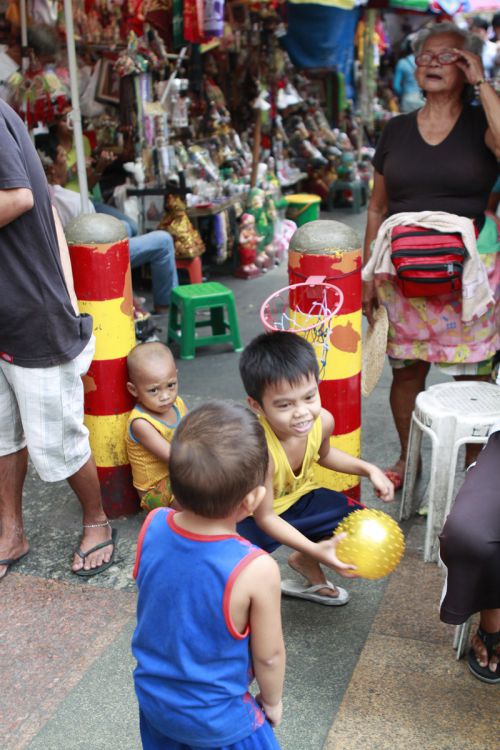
left=412, top=22, right=483, bottom=56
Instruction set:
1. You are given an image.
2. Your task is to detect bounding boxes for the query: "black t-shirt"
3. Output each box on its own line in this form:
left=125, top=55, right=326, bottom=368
left=372, top=105, right=498, bottom=219
left=0, top=101, right=92, bottom=367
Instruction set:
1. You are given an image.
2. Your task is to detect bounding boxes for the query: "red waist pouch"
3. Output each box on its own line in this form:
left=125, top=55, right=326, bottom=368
left=390, top=225, right=466, bottom=297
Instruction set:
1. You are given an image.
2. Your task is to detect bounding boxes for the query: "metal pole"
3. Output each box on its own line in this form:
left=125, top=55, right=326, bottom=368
left=63, top=0, right=89, bottom=211
left=19, top=0, right=28, bottom=73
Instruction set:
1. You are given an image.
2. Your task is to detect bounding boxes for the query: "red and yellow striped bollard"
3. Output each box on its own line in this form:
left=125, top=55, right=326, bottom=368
left=288, top=220, right=362, bottom=500
left=66, top=214, right=139, bottom=517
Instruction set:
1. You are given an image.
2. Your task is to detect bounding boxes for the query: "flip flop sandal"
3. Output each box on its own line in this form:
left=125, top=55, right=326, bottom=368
left=467, top=626, right=500, bottom=684
left=281, top=579, right=350, bottom=606
left=73, top=528, right=118, bottom=578
left=0, top=551, right=29, bottom=582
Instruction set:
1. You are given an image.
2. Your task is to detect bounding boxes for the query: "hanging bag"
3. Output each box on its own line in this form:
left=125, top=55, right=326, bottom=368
left=390, top=225, right=466, bottom=297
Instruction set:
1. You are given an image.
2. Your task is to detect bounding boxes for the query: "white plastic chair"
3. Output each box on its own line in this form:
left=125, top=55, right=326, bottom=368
left=399, top=381, right=500, bottom=562
left=453, top=618, right=473, bottom=660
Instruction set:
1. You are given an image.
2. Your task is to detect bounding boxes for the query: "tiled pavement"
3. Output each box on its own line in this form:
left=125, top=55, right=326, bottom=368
left=1, top=209, right=497, bottom=750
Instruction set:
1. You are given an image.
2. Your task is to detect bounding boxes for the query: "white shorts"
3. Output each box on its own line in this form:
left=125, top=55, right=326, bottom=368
left=0, top=336, right=95, bottom=482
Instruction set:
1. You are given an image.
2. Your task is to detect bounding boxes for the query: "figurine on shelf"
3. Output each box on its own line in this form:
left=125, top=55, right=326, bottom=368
left=123, top=158, right=146, bottom=189
left=158, top=195, right=205, bottom=259
left=234, top=213, right=262, bottom=280
left=246, top=187, right=273, bottom=252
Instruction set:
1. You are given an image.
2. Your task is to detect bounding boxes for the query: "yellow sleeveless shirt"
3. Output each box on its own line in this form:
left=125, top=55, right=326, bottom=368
left=260, top=414, right=322, bottom=515
left=126, top=397, right=187, bottom=492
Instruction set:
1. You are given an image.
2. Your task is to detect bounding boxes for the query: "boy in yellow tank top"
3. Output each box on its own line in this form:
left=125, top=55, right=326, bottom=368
left=237, top=332, right=394, bottom=606
left=126, top=342, right=187, bottom=512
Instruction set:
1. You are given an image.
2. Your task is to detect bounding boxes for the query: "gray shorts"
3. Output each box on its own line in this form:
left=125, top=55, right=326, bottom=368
left=0, top=336, right=95, bottom=481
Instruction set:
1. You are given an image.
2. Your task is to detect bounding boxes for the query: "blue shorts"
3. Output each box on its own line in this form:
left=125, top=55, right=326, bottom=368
left=237, top=488, right=364, bottom=553
left=139, top=710, right=280, bottom=749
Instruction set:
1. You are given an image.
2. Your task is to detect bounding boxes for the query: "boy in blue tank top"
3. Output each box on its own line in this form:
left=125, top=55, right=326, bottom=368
left=132, top=401, right=285, bottom=750
left=237, top=332, right=394, bottom=607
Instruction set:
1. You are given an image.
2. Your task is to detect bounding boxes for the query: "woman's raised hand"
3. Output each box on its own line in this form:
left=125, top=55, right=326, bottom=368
left=453, top=48, right=485, bottom=86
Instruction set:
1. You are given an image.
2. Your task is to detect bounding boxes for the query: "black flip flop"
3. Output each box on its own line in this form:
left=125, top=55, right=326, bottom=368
left=0, top=551, right=29, bottom=582
left=467, top=627, right=500, bottom=684
left=73, top=528, right=118, bottom=578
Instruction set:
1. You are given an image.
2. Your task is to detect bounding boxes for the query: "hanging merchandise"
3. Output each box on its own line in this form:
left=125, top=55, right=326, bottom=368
left=5, top=0, right=20, bottom=27
left=280, top=4, right=360, bottom=99
left=145, top=0, right=174, bottom=49
left=29, top=0, right=59, bottom=25
left=184, top=0, right=205, bottom=43
left=204, top=0, right=225, bottom=38
left=8, top=57, right=68, bottom=127
left=429, top=0, right=467, bottom=12
left=172, top=0, right=184, bottom=49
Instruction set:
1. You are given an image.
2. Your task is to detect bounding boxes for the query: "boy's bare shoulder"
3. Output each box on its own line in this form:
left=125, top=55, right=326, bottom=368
left=320, top=407, right=334, bottom=436
left=238, top=552, right=281, bottom=591
left=129, top=416, right=157, bottom=437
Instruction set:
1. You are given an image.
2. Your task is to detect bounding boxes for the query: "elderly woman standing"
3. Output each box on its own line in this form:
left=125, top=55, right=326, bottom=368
left=362, top=22, right=500, bottom=489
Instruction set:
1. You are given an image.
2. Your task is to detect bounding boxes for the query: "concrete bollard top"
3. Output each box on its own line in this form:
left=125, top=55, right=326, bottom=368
left=65, top=213, right=129, bottom=244
left=289, top=219, right=360, bottom=255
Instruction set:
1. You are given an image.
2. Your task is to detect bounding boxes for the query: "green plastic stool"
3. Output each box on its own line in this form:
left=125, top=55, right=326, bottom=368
left=326, top=179, right=366, bottom=213
left=168, top=282, right=243, bottom=360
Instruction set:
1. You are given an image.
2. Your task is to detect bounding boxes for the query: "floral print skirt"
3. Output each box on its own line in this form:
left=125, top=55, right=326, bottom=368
left=376, top=253, right=500, bottom=369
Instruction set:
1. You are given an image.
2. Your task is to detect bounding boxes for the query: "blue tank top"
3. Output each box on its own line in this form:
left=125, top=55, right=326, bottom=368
left=132, top=508, right=267, bottom=746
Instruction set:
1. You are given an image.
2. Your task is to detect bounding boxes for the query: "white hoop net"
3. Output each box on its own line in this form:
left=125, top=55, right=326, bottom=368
left=260, top=281, right=343, bottom=379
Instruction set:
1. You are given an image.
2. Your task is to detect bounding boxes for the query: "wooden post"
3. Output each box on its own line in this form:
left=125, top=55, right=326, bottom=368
left=250, top=108, right=261, bottom=188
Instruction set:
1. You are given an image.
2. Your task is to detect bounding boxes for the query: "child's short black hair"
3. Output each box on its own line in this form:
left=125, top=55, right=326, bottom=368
left=169, top=401, right=268, bottom=519
left=239, top=331, right=319, bottom=404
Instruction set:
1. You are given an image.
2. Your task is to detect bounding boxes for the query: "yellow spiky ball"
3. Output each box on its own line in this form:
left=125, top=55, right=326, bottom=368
left=334, top=509, right=405, bottom=580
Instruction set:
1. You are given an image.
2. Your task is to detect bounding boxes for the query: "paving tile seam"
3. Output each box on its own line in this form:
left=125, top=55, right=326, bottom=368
left=11, top=613, right=136, bottom=750
left=370, top=630, right=454, bottom=645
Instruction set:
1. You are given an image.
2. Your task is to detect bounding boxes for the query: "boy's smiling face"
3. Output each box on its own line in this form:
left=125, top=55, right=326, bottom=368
left=250, top=372, right=321, bottom=440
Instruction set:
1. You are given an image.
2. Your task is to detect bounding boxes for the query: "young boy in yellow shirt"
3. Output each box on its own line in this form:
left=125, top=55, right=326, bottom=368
left=126, top=342, right=187, bottom=511
left=238, top=331, right=394, bottom=605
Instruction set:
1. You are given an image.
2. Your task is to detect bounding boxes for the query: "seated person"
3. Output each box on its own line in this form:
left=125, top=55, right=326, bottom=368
left=126, top=342, right=187, bottom=512
left=49, top=105, right=138, bottom=238
left=440, top=427, right=500, bottom=684
left=237, top=332, right=394, bottom=606
left=35, top=133, right=178, bottom=313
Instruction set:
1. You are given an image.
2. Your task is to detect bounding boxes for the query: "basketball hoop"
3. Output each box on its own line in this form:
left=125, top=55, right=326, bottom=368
left=260, top=276, right=343, bottom=378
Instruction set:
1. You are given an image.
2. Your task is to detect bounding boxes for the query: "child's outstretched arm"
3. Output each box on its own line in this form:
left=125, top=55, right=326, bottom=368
left=245, top=555, right=285, bottom=727
left=253, top=457, right=357, bottom=577
left=130, top=419, right=172, bottom=463
left=317, top=410, right=394, bottom=502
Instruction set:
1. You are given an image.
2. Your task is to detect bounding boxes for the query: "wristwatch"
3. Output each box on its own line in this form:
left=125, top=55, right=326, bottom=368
left=475, top=78, right=486, bottom=87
